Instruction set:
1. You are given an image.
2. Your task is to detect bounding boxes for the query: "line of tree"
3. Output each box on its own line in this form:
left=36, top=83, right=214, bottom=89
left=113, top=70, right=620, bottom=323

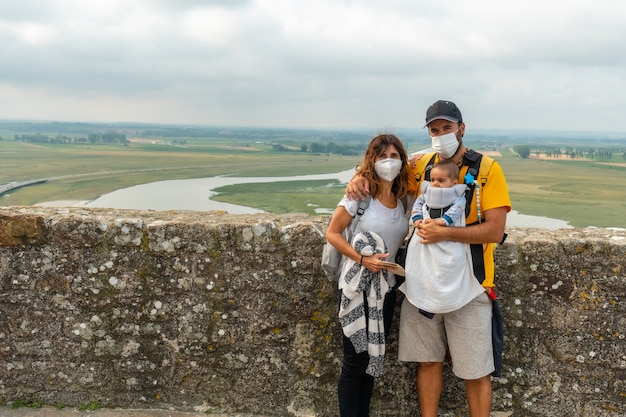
left=270, top=141, right=366, bottom=155
left=309, top=142, right=365, bottom=155
left=512, top=145, right=626, bottom=162
left=14, top=132, right=128, bottom=145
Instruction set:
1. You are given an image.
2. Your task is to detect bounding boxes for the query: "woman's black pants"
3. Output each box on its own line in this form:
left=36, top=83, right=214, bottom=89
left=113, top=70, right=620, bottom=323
left=337, top=288, right=397, bottom=417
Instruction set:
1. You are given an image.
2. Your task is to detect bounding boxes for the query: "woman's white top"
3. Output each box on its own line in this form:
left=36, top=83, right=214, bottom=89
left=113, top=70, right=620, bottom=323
left=337, top=195, right=409, bottom=289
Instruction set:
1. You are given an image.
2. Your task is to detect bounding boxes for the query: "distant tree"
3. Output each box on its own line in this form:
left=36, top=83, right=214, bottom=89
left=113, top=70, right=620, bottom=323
left=301, top=144, right=307, bottom=152
left=594, top=148, right=613, bottom=162
left=310, top=142, right=324, bottom=153
left=513, top=145, right=531, bottom=159
left=327, top=142, right=340, bottom=154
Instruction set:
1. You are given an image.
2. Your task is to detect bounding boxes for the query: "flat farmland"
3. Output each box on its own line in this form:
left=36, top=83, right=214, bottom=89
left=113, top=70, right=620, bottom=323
left=2, top=136, right=626, bottom=228
left=0, top=139, right=359, bottom=206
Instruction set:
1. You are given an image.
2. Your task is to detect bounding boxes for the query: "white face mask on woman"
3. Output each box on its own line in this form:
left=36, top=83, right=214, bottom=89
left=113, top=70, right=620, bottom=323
left=374, top=158, right=402, bottom=182
left=431, top=129, right=460, bottom=159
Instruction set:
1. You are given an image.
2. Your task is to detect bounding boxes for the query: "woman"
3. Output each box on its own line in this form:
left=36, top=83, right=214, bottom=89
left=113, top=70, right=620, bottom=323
left=325, top=133, right=410, bottom=417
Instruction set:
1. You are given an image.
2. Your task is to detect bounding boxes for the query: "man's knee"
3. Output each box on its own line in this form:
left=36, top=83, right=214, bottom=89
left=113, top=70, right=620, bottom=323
left=465, top=374, right=491, bottom=386
left=418, top=361, right=443, bottom=373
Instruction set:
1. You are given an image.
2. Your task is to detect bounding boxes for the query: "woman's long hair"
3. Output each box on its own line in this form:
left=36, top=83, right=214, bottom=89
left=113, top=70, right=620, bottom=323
left=357, top=133, right=410, bottom=199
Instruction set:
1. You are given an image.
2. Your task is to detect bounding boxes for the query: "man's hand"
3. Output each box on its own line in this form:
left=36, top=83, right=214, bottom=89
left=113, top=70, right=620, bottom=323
left=346, top=175, right=370, bottom=201
left=409, top=152, right=426, bottom=168
left=415, top=219, right=447, bottom=244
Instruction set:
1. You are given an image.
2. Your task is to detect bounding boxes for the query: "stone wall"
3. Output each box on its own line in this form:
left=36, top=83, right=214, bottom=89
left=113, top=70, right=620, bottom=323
left=0, top=207, right=625, bottom=417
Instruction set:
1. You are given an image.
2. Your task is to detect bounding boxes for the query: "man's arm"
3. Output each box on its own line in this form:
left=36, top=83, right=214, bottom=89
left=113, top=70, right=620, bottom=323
left=415, top=206, right=507, bottom=244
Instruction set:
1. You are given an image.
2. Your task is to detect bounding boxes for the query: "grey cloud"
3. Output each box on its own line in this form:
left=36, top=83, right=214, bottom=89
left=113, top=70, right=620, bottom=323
left=0, top=0, right=55, bottom=20
left=151, top=0, right=252, bottom=9
left=0, top=0, right=625, bottom=131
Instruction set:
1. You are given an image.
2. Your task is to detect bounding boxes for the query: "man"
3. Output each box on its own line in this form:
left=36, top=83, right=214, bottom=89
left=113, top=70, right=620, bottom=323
left=346, top=100, right=511, bottom=417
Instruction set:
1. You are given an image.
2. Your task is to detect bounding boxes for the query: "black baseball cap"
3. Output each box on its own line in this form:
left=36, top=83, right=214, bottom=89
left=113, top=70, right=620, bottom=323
left=424, top=100, right=463, bottom=127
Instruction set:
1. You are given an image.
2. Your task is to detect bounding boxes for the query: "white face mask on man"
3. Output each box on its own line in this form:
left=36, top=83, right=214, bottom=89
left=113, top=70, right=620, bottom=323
left=431, top=129, right=460, bottom=159
left=374, top=158, right=403, bottom=182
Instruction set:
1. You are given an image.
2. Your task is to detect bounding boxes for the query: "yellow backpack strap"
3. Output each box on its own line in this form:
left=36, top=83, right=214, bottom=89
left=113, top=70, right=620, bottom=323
left=412, top=152, right=438, bottom=193
left=478, top=154, right=494, bottom=187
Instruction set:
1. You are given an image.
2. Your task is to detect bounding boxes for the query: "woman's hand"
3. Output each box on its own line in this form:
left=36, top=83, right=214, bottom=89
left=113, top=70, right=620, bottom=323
left=361, top=253, right=389, bottom=272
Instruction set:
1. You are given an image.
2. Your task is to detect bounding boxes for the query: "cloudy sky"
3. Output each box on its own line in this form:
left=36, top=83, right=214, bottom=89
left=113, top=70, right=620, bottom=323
left=1, top=0, right=625, bottom=132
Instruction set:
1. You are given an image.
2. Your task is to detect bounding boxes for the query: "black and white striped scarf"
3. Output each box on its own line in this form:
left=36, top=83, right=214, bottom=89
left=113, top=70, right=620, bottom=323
left=338, top=230, right=390, bottom=377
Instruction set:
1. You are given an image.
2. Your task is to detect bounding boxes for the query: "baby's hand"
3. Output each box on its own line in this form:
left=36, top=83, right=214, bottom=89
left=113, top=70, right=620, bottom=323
left=434, top=218, right=447, bottom=226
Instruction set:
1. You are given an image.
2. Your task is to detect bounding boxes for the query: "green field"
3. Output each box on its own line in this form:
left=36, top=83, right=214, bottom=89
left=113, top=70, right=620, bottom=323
left=2, top=132, right=626, bottom=228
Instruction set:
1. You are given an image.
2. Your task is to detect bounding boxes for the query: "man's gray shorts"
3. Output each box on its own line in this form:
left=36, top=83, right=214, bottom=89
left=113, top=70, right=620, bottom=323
left=398, top=292, right=494, bottom=379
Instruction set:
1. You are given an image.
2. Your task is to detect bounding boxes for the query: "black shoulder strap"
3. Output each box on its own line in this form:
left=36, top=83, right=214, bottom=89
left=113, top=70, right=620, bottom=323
left=463, top=149, right=488, bottom=284
left=462, top=149, right=483, bottom=218
left=464, top=149, right=483, bottom=180
left=422, top=154, right=438, bottom=181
